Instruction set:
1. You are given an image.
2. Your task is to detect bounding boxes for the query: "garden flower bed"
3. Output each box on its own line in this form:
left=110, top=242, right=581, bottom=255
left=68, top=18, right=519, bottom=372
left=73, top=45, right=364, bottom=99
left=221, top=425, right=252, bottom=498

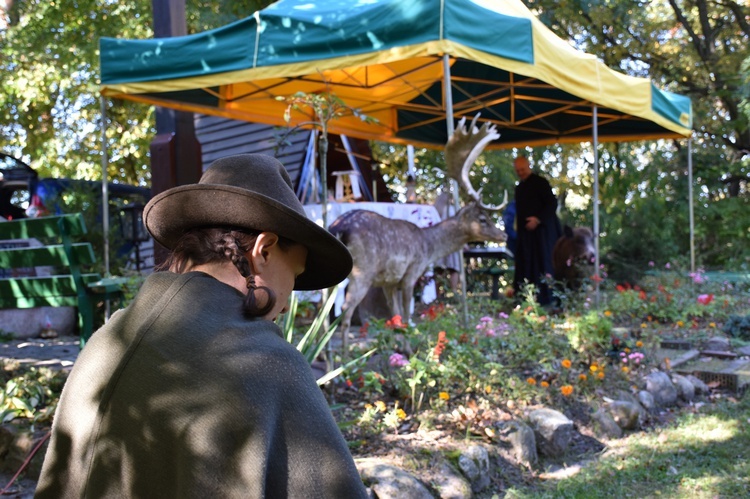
left=0, top=266, right=747, bottom=497
left=326, top=267, right=750, bottom=495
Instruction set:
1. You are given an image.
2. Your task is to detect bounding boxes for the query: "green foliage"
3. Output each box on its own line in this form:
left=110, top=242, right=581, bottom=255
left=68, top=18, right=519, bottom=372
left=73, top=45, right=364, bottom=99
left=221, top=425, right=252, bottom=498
left=277, top=286, right=375, bottom=386
left=566, top=311, right=612, bottom=353
left=723, top=315, right=750, bottom=341
left=0, top=367, right=66, bottom=426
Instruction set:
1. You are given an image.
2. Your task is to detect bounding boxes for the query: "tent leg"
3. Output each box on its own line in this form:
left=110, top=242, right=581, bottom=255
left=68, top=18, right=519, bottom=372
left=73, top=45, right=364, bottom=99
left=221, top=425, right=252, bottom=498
left=592, top=106, right=600, bottom=308
left=688, top=136, right=695, bottom=273
left=99, top=95, right=111, bottom=320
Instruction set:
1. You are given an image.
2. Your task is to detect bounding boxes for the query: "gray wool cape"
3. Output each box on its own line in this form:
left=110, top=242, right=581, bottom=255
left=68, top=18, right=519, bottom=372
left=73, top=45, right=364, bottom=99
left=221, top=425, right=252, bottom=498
left=35, top=271, right=368, bottom=498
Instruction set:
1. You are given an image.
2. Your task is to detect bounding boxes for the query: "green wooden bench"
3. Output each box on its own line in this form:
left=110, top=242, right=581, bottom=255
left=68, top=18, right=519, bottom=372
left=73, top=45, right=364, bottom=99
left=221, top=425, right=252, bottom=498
left=0, top=213, right=127, bottom=346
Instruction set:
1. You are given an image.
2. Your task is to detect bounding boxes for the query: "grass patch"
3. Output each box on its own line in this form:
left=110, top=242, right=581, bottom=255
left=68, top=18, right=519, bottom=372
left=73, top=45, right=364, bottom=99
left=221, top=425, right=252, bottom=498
left=505, top=395, right=750, bottom=498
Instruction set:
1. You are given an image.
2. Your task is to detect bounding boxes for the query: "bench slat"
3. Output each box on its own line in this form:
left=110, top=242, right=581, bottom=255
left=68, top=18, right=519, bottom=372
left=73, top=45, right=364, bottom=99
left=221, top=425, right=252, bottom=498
left=0, top=274, right=105, bottom=302
left=0, top=243, right=96, bottom=268
left=0, top=213, right=127, bottom=346
left=0, top=214, right=87, bottom=240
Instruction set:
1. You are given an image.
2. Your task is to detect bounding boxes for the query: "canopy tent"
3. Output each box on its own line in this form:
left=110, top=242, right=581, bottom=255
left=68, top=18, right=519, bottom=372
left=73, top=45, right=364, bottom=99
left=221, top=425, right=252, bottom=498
left=99, top=0, right=692, bottom=150
left=97, top=0, right=697, bottom=312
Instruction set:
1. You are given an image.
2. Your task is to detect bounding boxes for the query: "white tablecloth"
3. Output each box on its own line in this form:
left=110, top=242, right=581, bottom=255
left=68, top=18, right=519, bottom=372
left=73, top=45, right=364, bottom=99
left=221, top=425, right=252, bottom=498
left=301, top=202, right=442, bottom=311
left=303, top=202, right=442, bottom=229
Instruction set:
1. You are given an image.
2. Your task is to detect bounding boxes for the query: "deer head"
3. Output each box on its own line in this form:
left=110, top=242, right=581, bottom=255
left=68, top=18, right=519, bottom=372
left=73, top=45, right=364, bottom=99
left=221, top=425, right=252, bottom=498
left=445, top=114, right=507, bottom=211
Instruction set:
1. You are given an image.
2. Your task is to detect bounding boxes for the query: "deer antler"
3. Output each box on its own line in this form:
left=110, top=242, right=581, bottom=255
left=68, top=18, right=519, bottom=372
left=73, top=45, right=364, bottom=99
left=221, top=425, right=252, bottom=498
left=444, top=114, right=506, bottom=211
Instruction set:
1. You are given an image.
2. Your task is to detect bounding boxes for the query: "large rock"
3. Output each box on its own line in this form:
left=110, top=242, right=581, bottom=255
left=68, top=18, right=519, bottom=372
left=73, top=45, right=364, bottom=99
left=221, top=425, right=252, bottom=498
left=637, top=390, right=656, bottom=412
left=615, top=389, right=647, bottom=423
left=592, top=408, right=623, bottom=438
left=457, top=445, right=491, bottom=493
left=356, top=458, right=433, bottom=499
left=685, top=374, right=711, bottom=395
left=528, top=408, right=574, bottom=457
left=605, top=401, right=641, bottom=430
left=671, top=374, right=696, bottom=402
left=500, top=420, right=537, bottom=467
left=703, top=336, right=731, bottom=352
left=644, top=371, right=678, bottom=407
left=432, top=461, right=472, bottom=499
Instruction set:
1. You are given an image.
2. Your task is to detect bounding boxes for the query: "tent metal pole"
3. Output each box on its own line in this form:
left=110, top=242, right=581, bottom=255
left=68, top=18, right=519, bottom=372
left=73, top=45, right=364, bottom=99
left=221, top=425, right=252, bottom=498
left=99, top=95, right=112, bottom=319
left=443, top=54, right=469, bottom=327
left=407, top=144, right=415, bottom=176
left=688, top=136, right=695, bottom=273
left=592, top=106, right=600, bottom=307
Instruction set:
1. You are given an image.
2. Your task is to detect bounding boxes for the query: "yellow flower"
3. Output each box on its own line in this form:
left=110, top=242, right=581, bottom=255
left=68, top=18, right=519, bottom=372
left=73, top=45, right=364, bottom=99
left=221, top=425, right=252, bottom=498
left=540, top=381, right=550, bottom=388
left=589, top=365, right=598, bottom=373
left=561, top=359, right=572, bottom=369
left=396, top=408, right=407, bottom=419
left=624, top=347, right=631, bottom=353
left=709, top=322, right=716, bottom=328
left=621, top=366, right=630, bottom=373
left=560, top=385, right=574, bottom=396
left=636, top=340, right=644, bottom=348
left=578, top=374, right=588, bottom=381
left=526, top=377, right=537, bottom=385
left=597, top=371, right=605, bottom=380
left=438, top=392, right=450, bottom=400
left=374, top=400, right=387, bottom=412
left=640, top=322, right=648, bottom=329
left=604, top=310, right=612, bottom=317
left=676, top=320, right=685, bottom=327
left=365, top=403, right=373, bottom=410
left=485, top=386, right=492, bottom=394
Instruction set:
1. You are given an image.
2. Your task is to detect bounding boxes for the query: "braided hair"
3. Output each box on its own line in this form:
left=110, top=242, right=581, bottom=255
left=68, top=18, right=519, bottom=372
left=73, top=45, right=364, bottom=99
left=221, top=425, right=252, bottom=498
left=162, top=227, right=286, bottom=318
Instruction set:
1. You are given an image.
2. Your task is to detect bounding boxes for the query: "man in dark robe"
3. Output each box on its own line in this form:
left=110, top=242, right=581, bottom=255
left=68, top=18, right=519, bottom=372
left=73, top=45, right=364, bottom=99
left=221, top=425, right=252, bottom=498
left=512, top=155, right=562, bottom=305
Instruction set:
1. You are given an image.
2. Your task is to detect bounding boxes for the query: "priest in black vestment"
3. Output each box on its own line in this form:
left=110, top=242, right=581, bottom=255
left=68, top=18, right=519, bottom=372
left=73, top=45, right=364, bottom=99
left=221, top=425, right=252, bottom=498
left=512, top=155, right=562, bottom=305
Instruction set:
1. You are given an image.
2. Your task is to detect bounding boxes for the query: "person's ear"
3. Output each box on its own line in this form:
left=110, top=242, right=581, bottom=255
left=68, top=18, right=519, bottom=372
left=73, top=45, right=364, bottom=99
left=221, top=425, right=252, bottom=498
left=248, top=232, right=280, bottom=273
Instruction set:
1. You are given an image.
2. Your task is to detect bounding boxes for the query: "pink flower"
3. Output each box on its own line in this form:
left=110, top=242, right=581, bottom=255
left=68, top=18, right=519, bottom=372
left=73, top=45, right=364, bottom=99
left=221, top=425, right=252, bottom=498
left=389, top=353, right=408, bottom=367
left=648, top=261, right=655, bottom=267
left=697, top=294, right=714, bottom=305
left=665, top=262, right=671, bottom=269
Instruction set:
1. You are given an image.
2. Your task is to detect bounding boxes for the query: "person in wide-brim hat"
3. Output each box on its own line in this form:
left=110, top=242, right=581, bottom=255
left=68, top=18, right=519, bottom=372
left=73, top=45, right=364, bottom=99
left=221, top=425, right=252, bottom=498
left=144, top=153, right=352, bottom=290
left=35, top=153, right=368, bottom=498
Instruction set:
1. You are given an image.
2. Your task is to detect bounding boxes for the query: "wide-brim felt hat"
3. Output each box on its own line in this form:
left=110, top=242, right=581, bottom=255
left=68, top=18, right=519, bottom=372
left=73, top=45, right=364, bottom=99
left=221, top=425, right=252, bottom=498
left=143, top=154, right=352, bottom=290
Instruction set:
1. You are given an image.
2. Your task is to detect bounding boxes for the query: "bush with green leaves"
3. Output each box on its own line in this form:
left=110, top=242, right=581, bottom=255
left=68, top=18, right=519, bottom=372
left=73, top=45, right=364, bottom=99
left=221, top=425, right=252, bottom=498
left=0, top=366, right=67, bottom=427
left=723, top=314, right=750, bottom=341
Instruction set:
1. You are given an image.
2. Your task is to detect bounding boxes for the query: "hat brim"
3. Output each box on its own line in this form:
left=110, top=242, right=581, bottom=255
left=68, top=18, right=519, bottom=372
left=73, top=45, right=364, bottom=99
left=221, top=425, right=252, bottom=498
left=144, top=184, right=352, bottom=290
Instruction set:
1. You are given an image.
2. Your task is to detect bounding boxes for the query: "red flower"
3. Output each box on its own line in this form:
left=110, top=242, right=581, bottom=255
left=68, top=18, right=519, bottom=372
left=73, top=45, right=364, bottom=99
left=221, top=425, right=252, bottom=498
left=359, top=321, right=369, bottom=338
left=616, top=284, right=625, bottom=293
left=639, top=290, right=647, bottom=300
left=386, top=315, right=406, bottom=329
left=433, top=331, right=448, bottom=360
left=590, top=273, right=603, bottom=283
left=697, top=294, right=714, bottom=305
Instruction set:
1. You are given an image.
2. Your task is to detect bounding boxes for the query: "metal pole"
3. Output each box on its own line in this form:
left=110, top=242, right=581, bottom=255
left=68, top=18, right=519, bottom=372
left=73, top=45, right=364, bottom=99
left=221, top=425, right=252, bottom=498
left=443, top=54, right=470, bottom=326
left=592, top=106, right=600, bottom=307
left=407, top=144, right=415, bottom=176
left=99, top=96, right=111, bottom=318
left=688, top=136, right=695, bottom=273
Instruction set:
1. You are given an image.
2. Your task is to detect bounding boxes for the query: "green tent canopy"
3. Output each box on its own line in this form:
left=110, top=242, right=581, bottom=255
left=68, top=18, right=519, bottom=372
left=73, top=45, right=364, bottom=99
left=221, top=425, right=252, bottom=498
left=99, top=0, right=692, bottom=149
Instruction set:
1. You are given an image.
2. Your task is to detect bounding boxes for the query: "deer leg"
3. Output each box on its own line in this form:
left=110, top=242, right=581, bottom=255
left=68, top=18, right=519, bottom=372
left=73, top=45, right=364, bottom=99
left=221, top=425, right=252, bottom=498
left=339, top=276, right=372, bottom=355
left=382, top=285, right=399, bottom=319
left=401, top=283, right=415, bottom=325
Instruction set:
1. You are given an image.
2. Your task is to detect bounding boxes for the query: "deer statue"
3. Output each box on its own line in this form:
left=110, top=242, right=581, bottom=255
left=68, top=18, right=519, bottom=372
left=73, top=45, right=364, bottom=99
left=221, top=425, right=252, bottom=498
left=329, top=114, right=507, bottom=351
